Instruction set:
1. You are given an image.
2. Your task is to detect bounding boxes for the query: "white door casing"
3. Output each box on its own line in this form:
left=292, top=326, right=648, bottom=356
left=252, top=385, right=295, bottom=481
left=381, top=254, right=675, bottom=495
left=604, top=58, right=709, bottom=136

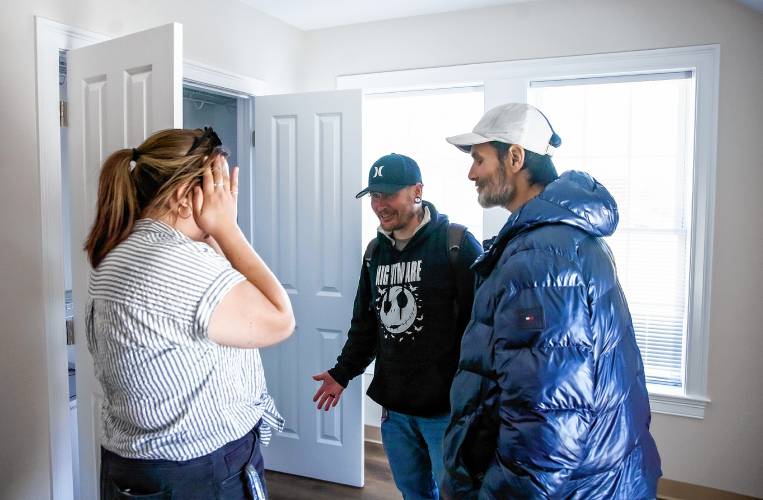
left=67, top=23, right=183, bottom=500
left=253, top=90, right=364, bottom=487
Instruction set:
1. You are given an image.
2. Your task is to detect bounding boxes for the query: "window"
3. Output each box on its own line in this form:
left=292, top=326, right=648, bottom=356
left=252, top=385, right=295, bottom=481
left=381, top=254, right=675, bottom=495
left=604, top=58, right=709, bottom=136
left=528, top=74, right=694, bottom=390
left=362, top=87, right=485, bottom=246
left=339, top=44, right=718, bottom=418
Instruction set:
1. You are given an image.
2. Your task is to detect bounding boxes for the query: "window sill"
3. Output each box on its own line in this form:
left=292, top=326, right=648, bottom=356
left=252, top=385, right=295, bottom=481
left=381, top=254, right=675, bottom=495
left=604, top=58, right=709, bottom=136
left=648, top=391, right=710, bottom=419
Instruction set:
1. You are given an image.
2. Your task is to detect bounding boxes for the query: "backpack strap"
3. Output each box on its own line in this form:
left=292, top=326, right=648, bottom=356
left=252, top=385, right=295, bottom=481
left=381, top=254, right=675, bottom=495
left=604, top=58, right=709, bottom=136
left=364, top=238, right=379, bottom=268
left=447, top=223, right=467, bottom=270
left=446, top=222, right=467, bottom=324
left=361, top=238, right=379, bottom=312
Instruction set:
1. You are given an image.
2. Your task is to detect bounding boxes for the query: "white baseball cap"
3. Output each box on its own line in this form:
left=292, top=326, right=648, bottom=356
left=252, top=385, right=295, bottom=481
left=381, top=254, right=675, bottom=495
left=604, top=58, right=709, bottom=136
left=446, top=103, right=561, bottom=156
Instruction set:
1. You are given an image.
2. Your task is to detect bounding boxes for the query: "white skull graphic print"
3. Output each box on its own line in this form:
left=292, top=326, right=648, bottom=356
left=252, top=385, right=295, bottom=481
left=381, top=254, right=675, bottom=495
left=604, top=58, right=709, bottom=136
left=375, top=259, right=424, bottom=342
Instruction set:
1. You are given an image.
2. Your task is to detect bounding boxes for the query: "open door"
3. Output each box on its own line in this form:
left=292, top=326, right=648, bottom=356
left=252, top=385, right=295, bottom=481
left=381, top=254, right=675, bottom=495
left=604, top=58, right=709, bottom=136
left=67, top=23, right=183, bottom=500
left=253, top=90, right=365, bottom=486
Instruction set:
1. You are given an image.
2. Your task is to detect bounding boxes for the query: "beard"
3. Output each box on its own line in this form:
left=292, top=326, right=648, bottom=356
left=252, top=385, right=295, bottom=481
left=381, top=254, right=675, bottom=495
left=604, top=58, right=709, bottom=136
left=377, top=206, right=416, bottom=232
left=477, top=160, right=514, bottom=208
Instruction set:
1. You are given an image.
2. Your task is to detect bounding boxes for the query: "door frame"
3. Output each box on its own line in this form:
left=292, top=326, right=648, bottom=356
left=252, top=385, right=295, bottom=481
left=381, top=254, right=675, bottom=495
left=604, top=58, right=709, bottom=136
left=34, top=16, right=266, bottom=499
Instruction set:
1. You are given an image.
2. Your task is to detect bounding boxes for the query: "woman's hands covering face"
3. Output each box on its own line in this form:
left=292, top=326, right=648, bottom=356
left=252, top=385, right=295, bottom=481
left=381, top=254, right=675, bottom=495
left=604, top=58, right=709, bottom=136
left=192, top=154, right=239, bottom=239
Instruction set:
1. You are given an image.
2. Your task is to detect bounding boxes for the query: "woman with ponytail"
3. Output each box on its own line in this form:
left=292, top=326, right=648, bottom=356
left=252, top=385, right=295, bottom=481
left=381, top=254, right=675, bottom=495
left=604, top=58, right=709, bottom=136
left=85, top=128, right=294, bottom=499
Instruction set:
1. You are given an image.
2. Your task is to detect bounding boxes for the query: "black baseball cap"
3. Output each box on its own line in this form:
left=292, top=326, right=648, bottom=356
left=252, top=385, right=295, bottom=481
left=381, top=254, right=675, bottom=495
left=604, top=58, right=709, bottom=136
left=355, top=153, right=422, bottom=198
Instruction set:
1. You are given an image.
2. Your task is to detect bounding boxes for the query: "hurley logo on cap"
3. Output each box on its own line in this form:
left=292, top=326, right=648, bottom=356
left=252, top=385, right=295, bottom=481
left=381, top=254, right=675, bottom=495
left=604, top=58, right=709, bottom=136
left=356, top=153, right=422, bottom=198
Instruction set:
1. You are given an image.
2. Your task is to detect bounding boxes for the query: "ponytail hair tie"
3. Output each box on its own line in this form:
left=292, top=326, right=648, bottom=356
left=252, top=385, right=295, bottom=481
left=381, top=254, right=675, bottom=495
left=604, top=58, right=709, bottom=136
left=129, top=148, right=140, bottom=171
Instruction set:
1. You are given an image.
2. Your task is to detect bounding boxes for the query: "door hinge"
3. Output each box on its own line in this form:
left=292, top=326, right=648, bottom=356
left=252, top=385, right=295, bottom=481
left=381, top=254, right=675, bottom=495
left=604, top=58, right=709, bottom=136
left=251, top=130, right=255, bottom=148
left=59, top=100, right=68, bottom=128
left=66, top=318, right=75, bottom=345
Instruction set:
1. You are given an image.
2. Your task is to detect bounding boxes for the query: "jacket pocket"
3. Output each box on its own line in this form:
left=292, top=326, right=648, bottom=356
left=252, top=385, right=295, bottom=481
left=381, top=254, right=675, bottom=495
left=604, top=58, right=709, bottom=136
left=447, top=374, right=501, bottom=484
left=443, top=413, right=477, bottom=486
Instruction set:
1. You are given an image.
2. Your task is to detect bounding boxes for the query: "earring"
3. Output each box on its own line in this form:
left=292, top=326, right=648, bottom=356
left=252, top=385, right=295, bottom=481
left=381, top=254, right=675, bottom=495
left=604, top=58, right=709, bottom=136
left=178, top=203, right=192, bottom=219
left=414, top=196, right=422, bottom=204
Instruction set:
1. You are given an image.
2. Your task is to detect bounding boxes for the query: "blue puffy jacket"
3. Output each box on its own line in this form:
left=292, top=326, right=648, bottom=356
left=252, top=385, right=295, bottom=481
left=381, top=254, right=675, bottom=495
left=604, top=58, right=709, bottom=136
left=442, top=171, right=661, bottom=499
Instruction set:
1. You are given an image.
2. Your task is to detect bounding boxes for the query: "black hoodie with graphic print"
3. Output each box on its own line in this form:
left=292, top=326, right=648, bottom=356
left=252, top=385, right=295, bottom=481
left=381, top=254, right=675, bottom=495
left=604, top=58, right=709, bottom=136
left=329, top=201, right=482, bottom=416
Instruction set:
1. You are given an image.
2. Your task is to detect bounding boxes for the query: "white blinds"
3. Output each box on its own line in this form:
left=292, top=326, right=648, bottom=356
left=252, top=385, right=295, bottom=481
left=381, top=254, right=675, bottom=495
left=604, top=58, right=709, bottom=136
left=529, top=74, right=694, bottom=389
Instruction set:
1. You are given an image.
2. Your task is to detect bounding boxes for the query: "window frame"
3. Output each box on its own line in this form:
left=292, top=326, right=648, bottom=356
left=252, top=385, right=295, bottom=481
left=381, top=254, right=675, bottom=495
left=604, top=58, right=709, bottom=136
left=338, top=45, right=719, bottom=419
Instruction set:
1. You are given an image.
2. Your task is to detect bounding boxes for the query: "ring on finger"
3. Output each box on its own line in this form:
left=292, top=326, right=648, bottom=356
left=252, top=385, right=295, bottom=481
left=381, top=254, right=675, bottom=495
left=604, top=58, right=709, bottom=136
left=214, top=182, right=224, bottom=188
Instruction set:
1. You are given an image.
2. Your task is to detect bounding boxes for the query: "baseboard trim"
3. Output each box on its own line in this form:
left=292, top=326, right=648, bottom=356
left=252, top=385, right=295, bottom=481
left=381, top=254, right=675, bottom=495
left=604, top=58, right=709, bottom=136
left=658, top=479, right=758, bottom=500
left=364, top=424, right=382, bottom=444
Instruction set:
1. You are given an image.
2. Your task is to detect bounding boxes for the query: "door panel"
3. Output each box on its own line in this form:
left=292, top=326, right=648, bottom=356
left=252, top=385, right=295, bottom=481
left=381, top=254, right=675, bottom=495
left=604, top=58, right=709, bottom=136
left=67, top=23, right=182, bottom=500
left=254, top=90, right=364, bottom=486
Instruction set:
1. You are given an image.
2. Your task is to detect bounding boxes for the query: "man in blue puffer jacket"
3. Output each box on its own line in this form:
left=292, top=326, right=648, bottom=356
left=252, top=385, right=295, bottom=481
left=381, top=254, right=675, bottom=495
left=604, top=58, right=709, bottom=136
left=441, top=103, right=662, bottom=499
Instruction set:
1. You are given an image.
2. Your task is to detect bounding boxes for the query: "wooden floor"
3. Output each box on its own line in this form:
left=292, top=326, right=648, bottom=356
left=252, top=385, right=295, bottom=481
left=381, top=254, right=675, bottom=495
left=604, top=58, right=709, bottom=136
left=266, top=442, right=756, bottom=500
left=266, top=441, right=401, bottom=500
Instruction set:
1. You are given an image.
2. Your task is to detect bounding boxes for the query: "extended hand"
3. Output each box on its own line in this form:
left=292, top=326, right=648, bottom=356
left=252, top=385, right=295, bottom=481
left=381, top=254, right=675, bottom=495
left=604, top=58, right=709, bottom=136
left=312, top=371, right=345, bottom=411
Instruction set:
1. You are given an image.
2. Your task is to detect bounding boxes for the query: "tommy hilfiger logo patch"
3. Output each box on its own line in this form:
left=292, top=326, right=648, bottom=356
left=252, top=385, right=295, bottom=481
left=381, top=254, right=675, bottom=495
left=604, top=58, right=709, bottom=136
left=516, top=307, right=545, bottom=330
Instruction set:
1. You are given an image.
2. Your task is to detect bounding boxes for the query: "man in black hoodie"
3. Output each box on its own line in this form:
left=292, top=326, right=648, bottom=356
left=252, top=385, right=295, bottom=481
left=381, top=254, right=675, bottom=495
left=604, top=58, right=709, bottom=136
left=313, top=153, right=482, bottom=499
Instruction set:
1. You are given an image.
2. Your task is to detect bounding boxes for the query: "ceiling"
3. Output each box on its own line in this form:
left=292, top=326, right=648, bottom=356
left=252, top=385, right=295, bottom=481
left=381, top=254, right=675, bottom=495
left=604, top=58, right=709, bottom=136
left=240, top=0, right=763, bottom=31
left=237, top=0, right=535, bottom=30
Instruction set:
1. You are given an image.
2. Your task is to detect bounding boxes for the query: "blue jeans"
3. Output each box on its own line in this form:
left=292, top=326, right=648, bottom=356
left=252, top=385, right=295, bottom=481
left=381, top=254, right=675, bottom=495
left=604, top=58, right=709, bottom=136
left=381, top=409, right=450, bottom=500
left=100, top=424, right=267, bottom=499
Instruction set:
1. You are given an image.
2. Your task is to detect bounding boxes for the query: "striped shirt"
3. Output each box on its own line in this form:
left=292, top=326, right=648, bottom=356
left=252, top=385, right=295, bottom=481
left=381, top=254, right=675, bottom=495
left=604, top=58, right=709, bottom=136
left=85, top=219, right=284, bottom=460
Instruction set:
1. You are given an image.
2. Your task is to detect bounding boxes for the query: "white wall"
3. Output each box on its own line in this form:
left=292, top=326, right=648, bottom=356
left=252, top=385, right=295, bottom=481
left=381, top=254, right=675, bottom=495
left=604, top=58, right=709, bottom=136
left=298, top=0, right=763, bottom=497
left=0, top=1, right=301, bottom=498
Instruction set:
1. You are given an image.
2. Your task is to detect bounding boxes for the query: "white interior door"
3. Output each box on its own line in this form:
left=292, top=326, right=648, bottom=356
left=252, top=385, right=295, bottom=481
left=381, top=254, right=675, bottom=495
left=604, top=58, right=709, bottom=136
left=254, top=90, right=364, bottom=486
left=68, top=23, right=183, bottom=500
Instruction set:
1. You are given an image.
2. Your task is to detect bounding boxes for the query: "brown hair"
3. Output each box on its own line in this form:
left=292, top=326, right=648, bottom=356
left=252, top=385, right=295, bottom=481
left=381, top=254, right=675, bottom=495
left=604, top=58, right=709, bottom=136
left=84, top=128, right=225, bottom=267
left=489, top=141, right=559, bottom=187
